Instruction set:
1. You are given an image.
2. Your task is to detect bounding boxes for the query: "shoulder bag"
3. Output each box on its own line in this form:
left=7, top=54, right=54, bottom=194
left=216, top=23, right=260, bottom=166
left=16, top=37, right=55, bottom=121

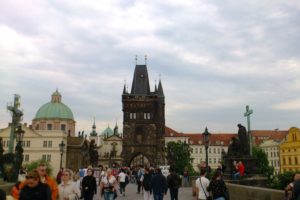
left=200, top=177, right=212, bottom=200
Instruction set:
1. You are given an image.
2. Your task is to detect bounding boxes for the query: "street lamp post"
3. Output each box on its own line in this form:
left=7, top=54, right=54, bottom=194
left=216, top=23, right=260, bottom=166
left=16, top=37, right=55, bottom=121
left=59, top=140, right=65, bottom=169
left=202, top=127, right=211, bottom=174
left=14, top=125, right=25, bottom=181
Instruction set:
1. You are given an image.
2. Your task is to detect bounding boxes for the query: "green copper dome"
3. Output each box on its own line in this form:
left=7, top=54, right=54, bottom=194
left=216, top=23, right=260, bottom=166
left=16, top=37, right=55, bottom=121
left=34, top=90, right=74, bottom=120
left=102, top=126, right=113, bottom=137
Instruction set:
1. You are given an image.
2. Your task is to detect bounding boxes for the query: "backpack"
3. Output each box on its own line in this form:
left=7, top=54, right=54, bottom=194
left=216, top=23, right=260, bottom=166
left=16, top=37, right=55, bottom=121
left=125, top=175, right=129, bottom=185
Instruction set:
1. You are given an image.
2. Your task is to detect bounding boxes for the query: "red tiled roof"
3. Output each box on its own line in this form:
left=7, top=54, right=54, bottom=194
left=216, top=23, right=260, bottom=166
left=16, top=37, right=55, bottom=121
left=165, top=126, right=187, bottom=137
left=251, top=130, right=288, bottom=145
left=165, top=126, right=236, bottom=146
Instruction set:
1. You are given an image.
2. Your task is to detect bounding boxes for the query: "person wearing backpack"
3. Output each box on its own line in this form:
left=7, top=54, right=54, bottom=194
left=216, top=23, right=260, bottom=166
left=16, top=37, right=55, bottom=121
left=167, top=167, right=181, bottom=200
left=141, top=167, right=152, bottom=200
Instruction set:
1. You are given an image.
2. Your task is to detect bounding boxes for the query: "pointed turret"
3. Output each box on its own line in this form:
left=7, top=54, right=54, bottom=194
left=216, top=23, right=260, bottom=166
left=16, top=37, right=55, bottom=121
left=130, top=65, right=150, bottom=95
left=113, top=122, right=119, bottom=136
left=123, top=84, right=126, bottom=94
left=90, top=118, right=97, bottom=136
left=158, top=80, right=164, bottom=97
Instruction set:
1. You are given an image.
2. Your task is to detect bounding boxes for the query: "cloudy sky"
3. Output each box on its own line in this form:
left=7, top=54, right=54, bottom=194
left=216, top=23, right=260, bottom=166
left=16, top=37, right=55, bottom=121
left=1, top=0, right=300, bottom=135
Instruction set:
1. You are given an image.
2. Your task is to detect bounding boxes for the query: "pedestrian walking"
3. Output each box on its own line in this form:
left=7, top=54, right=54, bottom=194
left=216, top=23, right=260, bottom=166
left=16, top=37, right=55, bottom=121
left=81, top=168, right=97, bottom=200
left=151, top=168, right=167, bottom=200
left=195, top=169, right=210, bottom=200
left=141, top=167, right=152, bottom=200
left=118, top=169, right=127, bottom=196
left=207, top=171, right=229, bottom=200
left=136, top=165, right=143, bottom=194
left=100, top=168, right=118, bottom=200
left=19, top=170, right=52, bottom=200
left=167, top=167, right=181, bottom=200
left=58, top=169, right=81, bottom=200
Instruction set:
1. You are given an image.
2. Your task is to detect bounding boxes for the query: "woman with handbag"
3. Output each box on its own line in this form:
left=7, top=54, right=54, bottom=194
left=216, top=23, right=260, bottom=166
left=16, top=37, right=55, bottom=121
left=100, top=168, right=118, bottom=200
left=207, top=171, right=229, bottom=200
left=58, top=169, right=81, bottom=200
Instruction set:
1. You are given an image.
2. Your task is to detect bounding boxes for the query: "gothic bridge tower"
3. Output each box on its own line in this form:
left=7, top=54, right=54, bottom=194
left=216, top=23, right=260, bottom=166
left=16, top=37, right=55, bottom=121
left=122, top=62, right=165, bottom=167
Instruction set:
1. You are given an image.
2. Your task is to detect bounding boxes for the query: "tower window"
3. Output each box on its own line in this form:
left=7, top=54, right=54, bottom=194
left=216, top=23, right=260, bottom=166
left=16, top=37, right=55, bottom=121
left=61, top=124, right=66, bottom=131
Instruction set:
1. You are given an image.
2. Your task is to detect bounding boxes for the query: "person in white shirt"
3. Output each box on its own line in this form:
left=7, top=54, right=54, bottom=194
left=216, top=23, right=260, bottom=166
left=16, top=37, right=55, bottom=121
left=118, top=169, right=127, bottom=196
left=195, top=169, right=210, bottom=200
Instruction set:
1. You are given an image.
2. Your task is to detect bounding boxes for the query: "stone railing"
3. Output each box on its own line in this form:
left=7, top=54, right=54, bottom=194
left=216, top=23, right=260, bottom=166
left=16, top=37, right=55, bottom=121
left=227, top=183, right=284, bottom=200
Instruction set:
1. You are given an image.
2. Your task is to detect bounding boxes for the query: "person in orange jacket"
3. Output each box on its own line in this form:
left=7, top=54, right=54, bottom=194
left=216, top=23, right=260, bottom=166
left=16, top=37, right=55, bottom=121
left=11, top=181, right=21, bottom=199
left=19, top=163, right=58, bottom=200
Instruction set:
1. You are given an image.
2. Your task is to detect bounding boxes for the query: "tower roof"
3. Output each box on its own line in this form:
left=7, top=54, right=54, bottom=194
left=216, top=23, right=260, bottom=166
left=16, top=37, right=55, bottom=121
left=130, top=65, right=150, bottom=95
left=157, top=80, right=164, bottom=97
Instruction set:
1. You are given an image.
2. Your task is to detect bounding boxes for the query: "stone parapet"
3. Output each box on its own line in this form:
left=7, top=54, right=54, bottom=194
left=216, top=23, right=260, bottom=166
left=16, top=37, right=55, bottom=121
left=227, top=183, right=284, bottom=200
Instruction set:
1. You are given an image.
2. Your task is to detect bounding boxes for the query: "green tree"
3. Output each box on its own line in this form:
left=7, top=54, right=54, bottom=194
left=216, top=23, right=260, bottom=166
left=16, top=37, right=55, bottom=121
left=24, top=159, right=53, bottom=176
left=252, top=146, right=274, bottom=178
left=166, top=141, right=194, bottom=175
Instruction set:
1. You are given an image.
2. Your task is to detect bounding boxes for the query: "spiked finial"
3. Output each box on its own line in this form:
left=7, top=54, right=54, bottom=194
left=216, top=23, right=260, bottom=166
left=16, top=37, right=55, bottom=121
left=145, top=54, right=147, bottom=65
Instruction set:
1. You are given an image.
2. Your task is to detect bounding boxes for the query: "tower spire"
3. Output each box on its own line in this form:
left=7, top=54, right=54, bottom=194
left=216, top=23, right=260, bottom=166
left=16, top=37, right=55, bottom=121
left=135, top=55, right=138, bottom=65
left=158, top=74, right=164, bottom=97
left=145, top=54, right=147, bottom=65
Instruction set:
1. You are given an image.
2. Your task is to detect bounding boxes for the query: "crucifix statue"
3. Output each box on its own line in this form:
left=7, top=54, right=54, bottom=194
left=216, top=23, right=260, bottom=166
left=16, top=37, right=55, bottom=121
left=244, top=105, right=253, bottom=156
left=7, top=94, right=24, bottom=153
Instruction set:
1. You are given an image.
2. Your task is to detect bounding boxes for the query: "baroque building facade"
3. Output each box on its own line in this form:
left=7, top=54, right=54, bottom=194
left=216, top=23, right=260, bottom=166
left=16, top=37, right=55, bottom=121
left=280, top=127, right=300, bottom=173
left=122, top=64, right=165, bottom=167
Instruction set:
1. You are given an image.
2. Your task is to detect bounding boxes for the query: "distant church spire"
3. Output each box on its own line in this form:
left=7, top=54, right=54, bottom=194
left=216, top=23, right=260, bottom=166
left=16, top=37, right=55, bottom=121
left=158, top=74, right=164, bottom=97
left=90, top=117, right=97, bottom=136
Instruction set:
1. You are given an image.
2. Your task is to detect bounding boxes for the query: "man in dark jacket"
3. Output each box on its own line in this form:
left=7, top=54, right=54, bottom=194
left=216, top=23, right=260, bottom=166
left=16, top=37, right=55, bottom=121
left=167, top=167, right=181, bottom=200
left=151, top=168, right=167, bottom=200
left=19, top=170, right=51, bottom=200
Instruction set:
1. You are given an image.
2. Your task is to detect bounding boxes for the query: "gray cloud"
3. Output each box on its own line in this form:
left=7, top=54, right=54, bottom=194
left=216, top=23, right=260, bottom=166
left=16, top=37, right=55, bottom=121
left=1, top=0, right=300, bottom=134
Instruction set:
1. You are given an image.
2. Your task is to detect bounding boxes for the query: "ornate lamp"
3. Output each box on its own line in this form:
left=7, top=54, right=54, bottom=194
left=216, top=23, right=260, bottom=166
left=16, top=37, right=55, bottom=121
left=59, top=140, right=65, bottom=169
left=202, top=127, right=211, bottom=174
left=15, top=126, right=25, bottom=143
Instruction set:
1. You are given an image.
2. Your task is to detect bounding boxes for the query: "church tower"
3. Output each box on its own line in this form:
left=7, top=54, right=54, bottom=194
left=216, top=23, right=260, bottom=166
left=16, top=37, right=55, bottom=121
left=122, top=61, right=165, bottom=167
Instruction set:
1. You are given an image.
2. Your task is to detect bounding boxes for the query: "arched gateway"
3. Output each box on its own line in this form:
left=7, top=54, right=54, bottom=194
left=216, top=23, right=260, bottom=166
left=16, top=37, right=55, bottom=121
left=129, top=153, right=150, bottom=167
left=122, top=63, right=165, bottom=167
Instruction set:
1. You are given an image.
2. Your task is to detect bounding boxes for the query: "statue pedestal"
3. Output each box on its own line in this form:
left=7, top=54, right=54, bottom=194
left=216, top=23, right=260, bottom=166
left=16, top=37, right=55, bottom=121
left=223, top=156, right=260, bottom=179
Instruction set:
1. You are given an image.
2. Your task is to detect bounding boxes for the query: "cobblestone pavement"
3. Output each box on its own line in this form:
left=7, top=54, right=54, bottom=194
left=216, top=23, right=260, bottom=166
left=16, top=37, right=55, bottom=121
left=93, top=183, right=194, bottom=200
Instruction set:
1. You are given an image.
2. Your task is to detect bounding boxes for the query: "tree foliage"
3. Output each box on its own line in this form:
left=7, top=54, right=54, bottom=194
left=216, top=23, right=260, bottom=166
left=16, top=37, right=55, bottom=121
left=166, top=141, right=194, bottom=175
left=252, top=146, right=274, bottom=177
left=24, top=159, right=53, bottom=176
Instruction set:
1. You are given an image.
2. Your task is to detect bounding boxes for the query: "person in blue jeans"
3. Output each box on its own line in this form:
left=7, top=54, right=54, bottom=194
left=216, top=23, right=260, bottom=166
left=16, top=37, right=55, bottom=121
left=151, top=168, right=167, bottom=200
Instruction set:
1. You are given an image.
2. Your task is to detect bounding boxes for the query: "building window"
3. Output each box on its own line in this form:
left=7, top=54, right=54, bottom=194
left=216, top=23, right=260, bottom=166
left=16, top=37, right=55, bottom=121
left=217, top=148, right=220, bottom=154
left=295, top=157, right=298, bottom=165
left=213, top=148, right=216, bottom=154
left=42, top=154, right=47, bottom=161
left=48, top=141, right=52, bottom=148
left=130, top=113, right=132, bottom=119
left=133, top=113, right=136, bottom=119
left=191, top=148, right=193, bottom=153
left=209, top=158, right=211, bottom=164
left=47, top=124, right=52, bottom=130
left=283, top=157, right=286, bottom=165
left=25, top=154, right=29, bottom=162
left=200, top=148, right=202, bottom=154
left=289, top=157, right=292, bottom=165
left=195, top=148, right=198, bottom=154
left=61, top=124, right=66, bottom=131
left=213, top=158, right=216, bottom=163
left=35, top=124, right=39, bottom=130
left=209, top=148, right=211, bottom=154
left=43, top=141, right=47, bottom=147
left=26, top=141, right=30, bottom=147
left=47, top=155, right=51, bottom=161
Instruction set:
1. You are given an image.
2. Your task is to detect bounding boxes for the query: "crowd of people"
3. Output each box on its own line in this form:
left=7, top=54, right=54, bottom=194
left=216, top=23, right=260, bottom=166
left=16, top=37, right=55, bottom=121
left=0, top=163, right=183, bottom=200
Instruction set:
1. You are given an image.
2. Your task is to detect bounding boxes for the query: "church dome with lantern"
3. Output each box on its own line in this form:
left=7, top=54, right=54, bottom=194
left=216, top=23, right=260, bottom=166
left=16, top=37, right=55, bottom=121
left=32, top=90, right=76, bottom=136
